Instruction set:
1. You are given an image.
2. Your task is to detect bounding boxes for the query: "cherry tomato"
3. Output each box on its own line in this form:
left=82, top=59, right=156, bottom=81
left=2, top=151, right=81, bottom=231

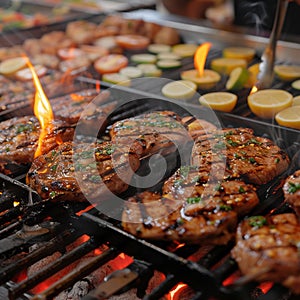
left=115, top=35, right=150, bottom=50
left=94, top=54, right=128, bottom=74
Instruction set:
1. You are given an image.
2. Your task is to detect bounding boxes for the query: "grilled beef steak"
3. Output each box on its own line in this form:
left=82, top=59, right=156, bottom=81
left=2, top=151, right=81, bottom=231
left=110, top=111, right=191, bottom=158
left=122, top=190, right=237, bottom=244
left=122, top=164, right=259, bottom=244
left=27, top=141, right=140, bottom=202
left=191, top=128, right=290, bottom=185
left=231, top=213, right=300, bottom=294
left=0, top=116, right=74, bottom=174
left=283, top=169, right=300, bottom=216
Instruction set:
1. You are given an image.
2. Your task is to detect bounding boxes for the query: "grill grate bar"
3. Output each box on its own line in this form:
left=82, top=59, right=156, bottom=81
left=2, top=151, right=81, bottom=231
left=9, top=237, right=102, bottom=299
left=30, top=247, right=120, bottom=300
left=0, top=228, right=80, bottom=285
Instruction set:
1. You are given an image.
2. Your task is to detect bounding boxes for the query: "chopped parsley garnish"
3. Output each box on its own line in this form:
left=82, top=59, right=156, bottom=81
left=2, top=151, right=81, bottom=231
left=16, top=123, right=36, bottom=134
left=246, top=138, right=262, bottom=146
left=214, top=183, right=222, bottom=191
left=274, top=158, right=280, bottom=164
left=219, top=204, right=232, bottom=211
left=90, top=175, right=100, bottom=183
left=248, top=216, right=267, bottom=228
left=49, top=191, right=56, bottom=199
left=288, top=182, right=300, bottom=194
left=239, top=186, right=245, bottom=193
left=186, top=197, right=202, bottom=204
left=50, top=164, right=57, bottom=172
left=249, top=157, right=256, bottom=164
left=226, top=139, right=238, bottom=147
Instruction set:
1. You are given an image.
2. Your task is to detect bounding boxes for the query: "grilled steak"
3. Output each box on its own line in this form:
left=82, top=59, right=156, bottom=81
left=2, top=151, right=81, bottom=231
left=283, top=169, right=300, bottom=216
left=122, top=163, right=258, bottom=244
left=191, top=128, right=289, bottom=185
left=231, top=213, right=300, bottom=294
left=122, top=190, right=237, bottom=244
left=27, top=140, right=140, bottom=202
left=110, top=111, right=191, bottom=158
left=50, top=89, right=115, bottom=134
left=0, top=116, right=74, bottom=174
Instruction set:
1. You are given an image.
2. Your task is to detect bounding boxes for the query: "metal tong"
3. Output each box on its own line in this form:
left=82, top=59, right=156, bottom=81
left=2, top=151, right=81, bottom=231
left=256, top=0, right=289, bottom=89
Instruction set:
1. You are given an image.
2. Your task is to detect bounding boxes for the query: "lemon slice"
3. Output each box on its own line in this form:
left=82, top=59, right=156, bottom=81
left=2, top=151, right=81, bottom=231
left=275, top=106, right=300, bottom=129
left=211, top=57, right=247, bottom=75
left=102, top=73, right=131, bottom=86
left=199, top=92, right=237, bottom=112
left=291, top=79, right=300, bottom=90
left=161, top=80, right=197, bottom=100
left=292, top=95, right=300, bottom=106
left=244, top=63, right=260, bottom=88
left=0, top=57, right=27, bottom=77
left=247, top=89, right=293, bottom=119
left=274, top=65, right=300, bottom=81
left=226, top=67, right=249, bottom=90
left=223, top=47, right=256, bottom=62
left=180, top=69, right=221, bottom=89
left=172, top=44, right=198, bottom=58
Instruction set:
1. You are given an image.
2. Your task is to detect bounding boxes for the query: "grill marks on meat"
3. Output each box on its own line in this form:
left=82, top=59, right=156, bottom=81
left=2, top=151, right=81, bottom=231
left=50, top=89, right=115, bottom=134
left=110, top=111, right=191, bottom=158
left=122, top=164, right=259, bottom=244
left=283, top=169, right=300, bottom=216
left=27, top=141, right=140, bottom=201
left=0, top=116, right=74, bottom=174
left=122, top=190, right=237, bottom=244
left=191, top=128, right=289, bottom=185
left=231, top=213, right=300, bottom=294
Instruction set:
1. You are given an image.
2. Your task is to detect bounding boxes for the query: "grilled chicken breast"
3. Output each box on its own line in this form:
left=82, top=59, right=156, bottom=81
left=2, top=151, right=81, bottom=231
left=110, top=111, right=191, bottom=158
left=283, top=170, right=300, bottom=216
left=191, top=128, right=289, bottom=185
left=27, top=141, right=140, bottom=202
left=0, top=116, right=74, bottom=174
left=231, top=213, right=300, bottom=294
left=122, top=164, right=259, bottom=244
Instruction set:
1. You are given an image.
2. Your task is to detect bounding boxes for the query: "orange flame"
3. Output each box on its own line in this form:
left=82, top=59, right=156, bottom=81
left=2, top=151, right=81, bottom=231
left=23, top=57, right=55, bottom=158
left=194, top=42, right=211, bottom=77
left=96, top=80, right=101, bottom=93
left=250, top=85, right=258, bottom=94
left=169, top=283, right=187, bottom=300
left=258, top=282, right=273, bottom=294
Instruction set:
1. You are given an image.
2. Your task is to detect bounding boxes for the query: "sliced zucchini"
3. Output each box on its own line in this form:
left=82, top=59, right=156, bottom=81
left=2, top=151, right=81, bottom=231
left=148, top=44, right=171, bottom=54
left=157, top=59, right=182, bottom=70
left=119, top=66, right=143, bottom=78
left=131, top=53, right=157, bottom=64
left=172, top=44, right=198, bottom=58
left=157, top=52, right=181, bottom=61
left=102, top=73, right=131, bottom=86
left=137, top=64, right=162, bottom=77
left=0, top=57, right=27, bottom=77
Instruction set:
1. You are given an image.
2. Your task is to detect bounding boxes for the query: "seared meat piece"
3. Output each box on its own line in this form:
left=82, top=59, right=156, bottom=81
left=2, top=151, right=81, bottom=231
left=110, top=111, right=191, bottom=158
left=122, top=164, right=258, bottom=244
left=50, top=89, right=114, bottom=134
left=231, top=213, right=300, bottom=294
left=27, top=140, right=140, bottom=202
left=191, top=128, right=289, bottom=185
left=283, top=170, right=300, bottom=216
left=122, top=191, right=237, bottom=244
left=0, top=116, right=74, bottom=174
left=163, top=165, right=259, bottom=217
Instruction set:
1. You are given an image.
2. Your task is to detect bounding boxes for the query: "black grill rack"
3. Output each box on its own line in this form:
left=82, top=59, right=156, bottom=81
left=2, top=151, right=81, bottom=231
left=0, top=95, right=300, bottom=299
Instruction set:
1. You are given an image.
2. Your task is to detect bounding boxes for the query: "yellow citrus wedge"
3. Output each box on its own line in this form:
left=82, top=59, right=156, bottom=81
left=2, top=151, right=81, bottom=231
left=274, top=65, right=300, bottom=81
left=226, top=67, right=249, bottom=90
left=275, top=106, right=300, bottom=129
left=223, top=47, right=256, bottom=62
left=0, top=57, right=27, bottom=77
left=247, top=89, right=293, bottom=119
left=172, top=44, right=198, bottom=58
left=211, top=57, right=247, bottom=75
left=180, top=69, right=221, bottom=89
left=292, top=95, right=300, bottom=106
left=199, top=92, right=237, bottom=112
left=244, top=63, right=260, bottom=88
left=291, top=79, right=300, bottom=90
left=161, top=80, right=197, bottom=100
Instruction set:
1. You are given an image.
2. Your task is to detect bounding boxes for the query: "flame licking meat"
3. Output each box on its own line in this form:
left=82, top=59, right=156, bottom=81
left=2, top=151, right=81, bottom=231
left=250, top=85, right=258, bottom=94
left=24, top=56, right=61, bottom=158
left=194, top=42, right=211, bottom=77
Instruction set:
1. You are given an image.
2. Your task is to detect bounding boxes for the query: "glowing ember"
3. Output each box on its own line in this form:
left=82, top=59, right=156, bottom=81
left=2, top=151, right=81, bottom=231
left=70, top=93, right=86, bottom=102
left=250, top=85, right=258, bottom=94
left=169, top=283, right=187, bottom=300
left=96, top=80, right=101, bottom=93
left=258, top=282, right=273, bottom=294
left=194, top=42, right=211, bottom=77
